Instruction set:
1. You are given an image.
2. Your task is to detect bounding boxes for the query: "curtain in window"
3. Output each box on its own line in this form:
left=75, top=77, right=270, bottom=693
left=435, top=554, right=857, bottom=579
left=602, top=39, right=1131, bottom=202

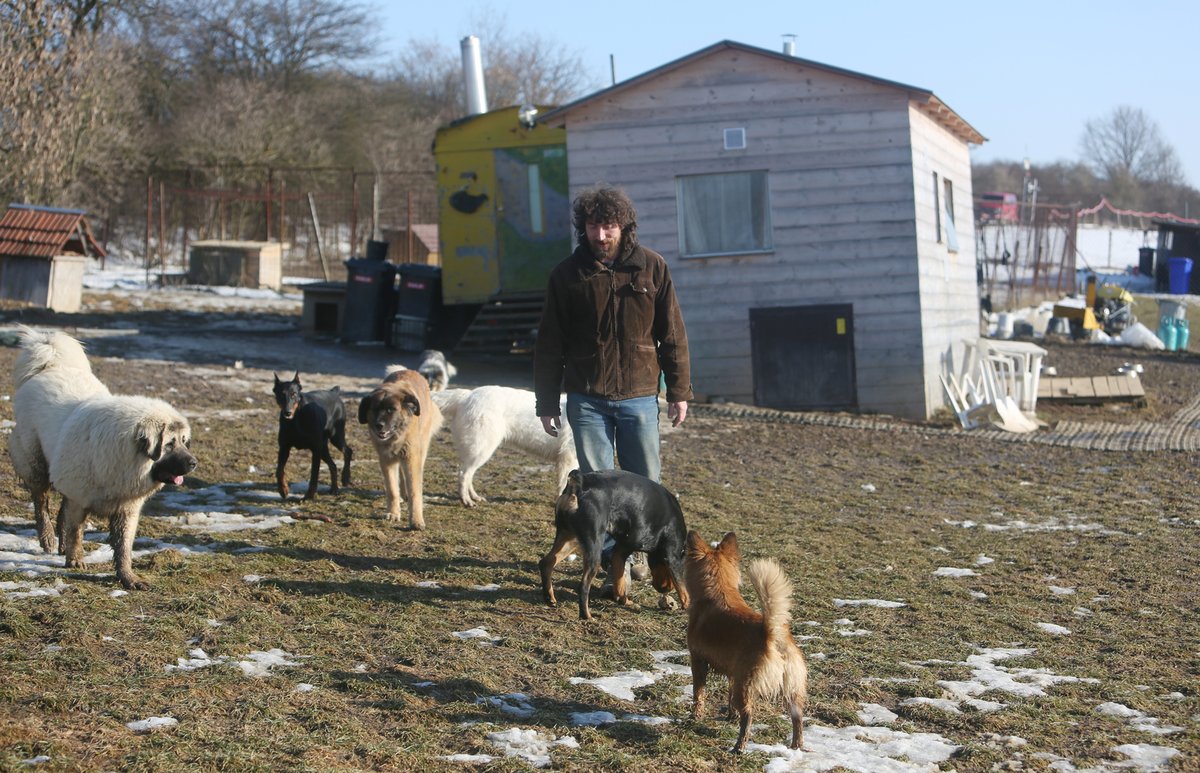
left=678, top=171, right=770, bottom=256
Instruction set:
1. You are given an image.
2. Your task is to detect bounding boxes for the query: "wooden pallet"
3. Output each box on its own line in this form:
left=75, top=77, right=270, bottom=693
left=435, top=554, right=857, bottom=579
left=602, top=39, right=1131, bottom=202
left=1038, top=375, right=1146, bottom=404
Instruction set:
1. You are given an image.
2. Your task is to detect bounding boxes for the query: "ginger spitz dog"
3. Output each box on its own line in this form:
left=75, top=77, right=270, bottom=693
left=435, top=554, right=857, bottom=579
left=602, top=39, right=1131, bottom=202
left=358, top=367, right=442, bottom=529
left=684, top=531, right=807, bottom=753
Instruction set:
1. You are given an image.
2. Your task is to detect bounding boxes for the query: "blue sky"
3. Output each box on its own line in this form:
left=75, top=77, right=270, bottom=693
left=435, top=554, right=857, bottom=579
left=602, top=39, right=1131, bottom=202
left=377, top=0, right=1198, bottom=200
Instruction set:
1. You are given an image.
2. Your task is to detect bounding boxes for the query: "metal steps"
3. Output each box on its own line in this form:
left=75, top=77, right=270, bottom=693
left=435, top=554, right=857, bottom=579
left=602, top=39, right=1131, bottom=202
left=454, top=292, right=544, bottom=355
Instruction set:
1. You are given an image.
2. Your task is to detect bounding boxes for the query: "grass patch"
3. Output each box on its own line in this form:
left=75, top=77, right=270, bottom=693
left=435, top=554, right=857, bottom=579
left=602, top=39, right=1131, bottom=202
left=0, top=332, right=1196, bottom=771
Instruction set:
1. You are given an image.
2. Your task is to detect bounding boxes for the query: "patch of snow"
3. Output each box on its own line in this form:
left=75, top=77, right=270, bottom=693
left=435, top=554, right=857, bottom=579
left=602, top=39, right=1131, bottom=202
left=452, top=627, right=500, bottom=644
left=476, top=693, right=535, bottom=718
left=933, top=567, right=978, bottom=577
left=126, top=716, right=178, bottom=733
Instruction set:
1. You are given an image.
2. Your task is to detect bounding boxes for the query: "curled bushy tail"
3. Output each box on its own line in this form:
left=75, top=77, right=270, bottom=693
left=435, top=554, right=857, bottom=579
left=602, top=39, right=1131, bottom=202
left=747, top=558, right=793, bottom=639
left=13, top=326, right=95, bottom=388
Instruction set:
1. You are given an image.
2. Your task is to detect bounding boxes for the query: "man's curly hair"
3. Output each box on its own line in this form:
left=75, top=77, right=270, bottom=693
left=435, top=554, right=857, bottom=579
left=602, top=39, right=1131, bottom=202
left=571, top=184, right=638, bottom=248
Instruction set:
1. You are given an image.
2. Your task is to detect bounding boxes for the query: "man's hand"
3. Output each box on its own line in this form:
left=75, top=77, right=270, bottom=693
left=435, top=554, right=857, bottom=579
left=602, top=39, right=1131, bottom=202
left=667, top=401, right=688, bottom=427
left=540, top=416, right=561, bottom=437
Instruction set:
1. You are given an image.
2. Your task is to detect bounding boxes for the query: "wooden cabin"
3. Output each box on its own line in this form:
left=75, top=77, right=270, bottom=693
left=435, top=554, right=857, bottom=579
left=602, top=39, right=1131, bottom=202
left=0, top=204, right=105, bottom=313
left=540, top=40, right=985, bottom=420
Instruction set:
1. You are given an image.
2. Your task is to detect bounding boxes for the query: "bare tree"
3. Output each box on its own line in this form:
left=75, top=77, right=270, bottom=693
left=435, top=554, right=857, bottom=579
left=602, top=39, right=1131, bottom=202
left=360, top=17, right=593, bottom=183
left=392, top=11, right=597, bottom=126
left=1080, top=105, right=1185, bottom=185
left=0, top=0, right=143, bottom=209
left=139, top=0, right=375, bottom=89
left=164, top=77, right=334, bottom=173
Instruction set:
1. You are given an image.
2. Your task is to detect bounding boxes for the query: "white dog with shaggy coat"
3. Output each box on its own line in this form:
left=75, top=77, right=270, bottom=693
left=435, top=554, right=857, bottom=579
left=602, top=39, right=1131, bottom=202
left=433, top=386, right=575, bottom=506
left=9, top=328, right=197, bottom=590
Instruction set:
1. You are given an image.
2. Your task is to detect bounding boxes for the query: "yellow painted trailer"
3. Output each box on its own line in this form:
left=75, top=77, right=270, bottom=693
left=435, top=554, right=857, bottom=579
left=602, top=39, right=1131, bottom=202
left=433, top=105, right=570, bottom=307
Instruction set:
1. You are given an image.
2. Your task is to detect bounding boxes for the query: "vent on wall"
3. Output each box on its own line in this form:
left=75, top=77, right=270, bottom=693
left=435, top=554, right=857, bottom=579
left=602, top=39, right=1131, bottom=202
left=724, top=127, right=747, bottom=150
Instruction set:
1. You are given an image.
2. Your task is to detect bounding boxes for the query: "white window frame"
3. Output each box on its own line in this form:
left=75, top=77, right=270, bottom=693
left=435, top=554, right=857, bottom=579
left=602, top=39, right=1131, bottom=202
left=943, top=176, right=959, bottom=253
left=676, top=170, right=774, bottom=258
left=933, top=171, right=942, bottom=244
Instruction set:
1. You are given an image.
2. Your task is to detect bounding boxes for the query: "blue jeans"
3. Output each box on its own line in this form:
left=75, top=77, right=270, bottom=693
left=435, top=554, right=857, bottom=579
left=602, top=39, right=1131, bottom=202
left=565, top=393, right=661, bottom=483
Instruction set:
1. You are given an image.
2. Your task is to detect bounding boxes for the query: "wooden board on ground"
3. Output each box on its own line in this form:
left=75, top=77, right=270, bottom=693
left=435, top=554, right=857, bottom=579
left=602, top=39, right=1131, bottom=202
left=1038, top=375, right=1146, bottom=404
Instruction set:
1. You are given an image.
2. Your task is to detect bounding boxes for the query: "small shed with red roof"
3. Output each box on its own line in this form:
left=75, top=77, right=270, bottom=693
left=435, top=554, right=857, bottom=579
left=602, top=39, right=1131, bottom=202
left=0, top=204, right=105, bottom=312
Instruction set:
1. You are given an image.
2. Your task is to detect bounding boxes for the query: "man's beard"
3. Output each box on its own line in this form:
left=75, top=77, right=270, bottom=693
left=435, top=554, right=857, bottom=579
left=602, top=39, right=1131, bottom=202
left=590, top=237, right=620, bottom=262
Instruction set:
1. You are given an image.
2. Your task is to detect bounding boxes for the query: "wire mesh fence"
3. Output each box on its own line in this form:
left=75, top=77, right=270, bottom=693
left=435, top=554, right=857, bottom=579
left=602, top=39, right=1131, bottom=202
left=126, top=167, right=438, bottom=284
left=976, top=200, right=1079, bottom=311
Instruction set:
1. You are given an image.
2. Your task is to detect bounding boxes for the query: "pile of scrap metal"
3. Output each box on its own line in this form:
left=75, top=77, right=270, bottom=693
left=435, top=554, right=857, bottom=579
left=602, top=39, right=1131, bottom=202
left=940, top=339, right=1047, bottom=433
left=1050, top=274, right=1136, bottom=339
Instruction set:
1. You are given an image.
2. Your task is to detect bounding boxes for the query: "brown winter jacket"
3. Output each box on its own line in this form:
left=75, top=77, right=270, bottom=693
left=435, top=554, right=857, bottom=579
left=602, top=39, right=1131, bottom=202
left=533, top=240, right=693, bottom=417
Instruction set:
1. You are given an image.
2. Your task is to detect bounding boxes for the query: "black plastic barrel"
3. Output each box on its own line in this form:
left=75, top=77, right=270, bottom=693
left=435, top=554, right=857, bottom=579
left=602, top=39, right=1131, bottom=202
left=1139, top=246, right=1155, bottom=278
left=341, top=256, right=398, bottom=342
left=390, top=264, right=443, bottom=351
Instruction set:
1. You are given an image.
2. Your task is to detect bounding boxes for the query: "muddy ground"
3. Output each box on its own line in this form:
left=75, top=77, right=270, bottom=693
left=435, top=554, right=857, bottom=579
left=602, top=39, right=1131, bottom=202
left=4, top=287, right=1197, bottom=426
left=1, top=288, right=1197, bottom=770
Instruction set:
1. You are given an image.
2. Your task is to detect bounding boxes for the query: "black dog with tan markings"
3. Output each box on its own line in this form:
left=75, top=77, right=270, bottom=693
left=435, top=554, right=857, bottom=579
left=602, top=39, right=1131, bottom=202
left=539, top=469, right=690, bottom=620
left=273, top=373, right=352, bottom=500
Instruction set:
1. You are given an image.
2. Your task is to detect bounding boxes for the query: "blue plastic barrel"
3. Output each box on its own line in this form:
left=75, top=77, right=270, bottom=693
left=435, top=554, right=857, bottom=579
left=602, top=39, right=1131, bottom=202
left=1168, top=257, right=1193, bottom=294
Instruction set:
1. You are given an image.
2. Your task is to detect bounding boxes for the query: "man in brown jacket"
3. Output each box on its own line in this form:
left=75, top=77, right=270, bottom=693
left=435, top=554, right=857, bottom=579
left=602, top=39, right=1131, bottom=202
left=534, top=184, right=693, bottom=484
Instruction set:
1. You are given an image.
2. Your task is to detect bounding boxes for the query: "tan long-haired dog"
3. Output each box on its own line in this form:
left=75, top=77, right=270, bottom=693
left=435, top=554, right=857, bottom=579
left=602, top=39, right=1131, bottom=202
left=358, top=367, right=442, bottom=529
left=684, top=531, right=807, bottom=753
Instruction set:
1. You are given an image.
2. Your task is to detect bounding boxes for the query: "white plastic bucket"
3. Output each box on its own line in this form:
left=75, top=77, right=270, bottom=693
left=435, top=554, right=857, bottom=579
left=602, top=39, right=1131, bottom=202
left=995, top=312, right=1014, bottom=339
left=1159, top=299, right=1187, bottom=320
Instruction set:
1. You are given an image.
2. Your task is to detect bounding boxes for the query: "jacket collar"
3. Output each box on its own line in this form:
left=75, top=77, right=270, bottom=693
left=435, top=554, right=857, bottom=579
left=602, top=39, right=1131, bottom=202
left=571, top=239, right=645, bottom=274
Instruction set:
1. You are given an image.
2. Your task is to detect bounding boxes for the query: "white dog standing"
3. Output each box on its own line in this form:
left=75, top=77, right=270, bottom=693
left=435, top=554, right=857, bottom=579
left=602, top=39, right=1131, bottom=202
left=9, top=328, right=197, bottom=589
left=433, top=386, right=575, bottom=506
left=9, top=327, right=110, bottom=553
left=52, top=395, right=197, bottom=589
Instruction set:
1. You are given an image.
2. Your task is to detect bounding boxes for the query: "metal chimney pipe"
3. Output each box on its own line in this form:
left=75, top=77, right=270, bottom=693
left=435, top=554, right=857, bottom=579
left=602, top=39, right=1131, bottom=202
left=461, top=35, right=488, bottom=116
left=782, top=34, right=796, bottom=56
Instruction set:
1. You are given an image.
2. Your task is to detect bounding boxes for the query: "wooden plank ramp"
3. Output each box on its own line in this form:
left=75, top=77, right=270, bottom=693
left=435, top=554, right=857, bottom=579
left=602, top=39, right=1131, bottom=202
left=1038, top=375, right=1145, bottom=404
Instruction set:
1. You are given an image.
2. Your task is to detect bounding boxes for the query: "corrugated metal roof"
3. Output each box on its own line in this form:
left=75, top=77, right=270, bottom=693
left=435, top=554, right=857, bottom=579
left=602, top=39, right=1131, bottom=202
left=0, top=203, right=106, bottom=260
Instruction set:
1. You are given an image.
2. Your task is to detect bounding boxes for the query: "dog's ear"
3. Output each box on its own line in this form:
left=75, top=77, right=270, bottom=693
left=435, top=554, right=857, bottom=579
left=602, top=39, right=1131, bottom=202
left=403, top=395, right=421, bottom=416
left=273, top=372, right=281, bottom=385
left=357, top=394, right=374, bottom=424
left=649, top=563, right=674, bottom=594
left=137, top=421, right=166, bottom=461
left=292, top=372, right=301, bottom=386
left=717, top=532, right=739, bottom=560
left=685, top=530, right=708, bottom=556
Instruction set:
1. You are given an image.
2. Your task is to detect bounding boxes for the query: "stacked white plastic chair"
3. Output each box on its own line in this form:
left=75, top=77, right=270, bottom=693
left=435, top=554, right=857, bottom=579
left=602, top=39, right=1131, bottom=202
left=941, top=339, right=1046, bottom=433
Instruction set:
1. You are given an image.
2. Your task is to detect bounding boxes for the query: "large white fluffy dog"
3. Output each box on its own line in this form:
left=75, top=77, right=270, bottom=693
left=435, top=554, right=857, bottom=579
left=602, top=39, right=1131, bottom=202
left=9, top=327, right=110, bottom=552
left=432, top=386, right=575, bottom=506
left=9, top=328, right=197, bottom=589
